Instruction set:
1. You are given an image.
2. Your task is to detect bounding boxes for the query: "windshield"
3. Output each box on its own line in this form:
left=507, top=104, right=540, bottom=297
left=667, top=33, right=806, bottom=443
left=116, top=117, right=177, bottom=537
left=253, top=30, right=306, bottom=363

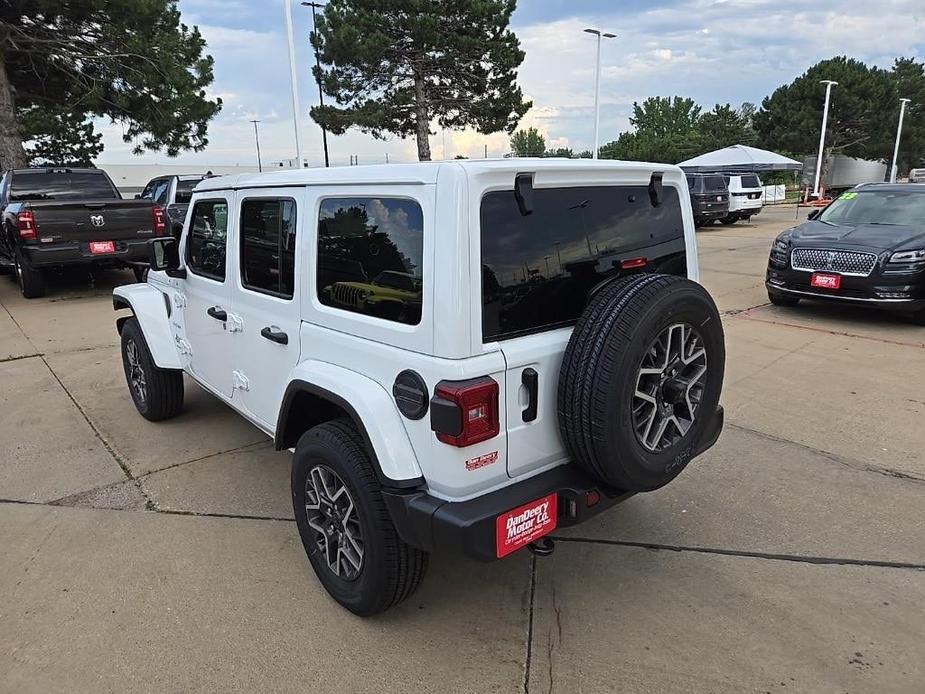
left=373, top=271, right=417, bottom=291
left=818, top=190, right=925, bottom=226
left=10, top=171, right=118, bottom=201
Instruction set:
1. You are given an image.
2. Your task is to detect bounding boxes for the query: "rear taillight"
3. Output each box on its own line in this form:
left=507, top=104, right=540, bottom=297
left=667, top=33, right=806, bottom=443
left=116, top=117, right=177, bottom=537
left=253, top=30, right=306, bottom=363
left=152, top=205, right=167, bottom=236
left=620, top=257, right=647, bottom=270
left=431, top=377, right=500, bottom=447
left=16, top=209, right=36, bottom=240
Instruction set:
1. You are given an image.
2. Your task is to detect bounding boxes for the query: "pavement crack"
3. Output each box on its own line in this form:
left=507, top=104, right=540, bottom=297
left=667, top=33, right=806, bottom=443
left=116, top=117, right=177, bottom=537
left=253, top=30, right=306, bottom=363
left=38, top=355, right=137, bottom=482
left=548, top=536, right=925, bottom=571
left=138, top=439, right=274, bottom=479
left=0, top=352, right=43, bottom=363
left=0, top=497, right=293, bottom=523
left=523, top=553, right=537, bottom=694
left=727, top=422, right=925, bottom=484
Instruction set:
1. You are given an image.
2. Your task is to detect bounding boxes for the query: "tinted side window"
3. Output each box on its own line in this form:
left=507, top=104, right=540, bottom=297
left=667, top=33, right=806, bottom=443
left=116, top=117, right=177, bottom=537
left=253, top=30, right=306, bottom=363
left=240, top=198, right=297, bottom=298
left=153, top=179, right=170, bottom=205
left=186, top=199, right=228, bottom=281
left=481, top=185, right=686, bottom=341
left=317, top=197, right=424, bottom=325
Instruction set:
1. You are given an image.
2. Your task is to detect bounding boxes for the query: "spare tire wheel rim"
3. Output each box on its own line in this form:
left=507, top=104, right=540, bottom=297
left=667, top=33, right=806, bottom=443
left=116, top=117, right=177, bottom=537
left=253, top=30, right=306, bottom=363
left=633, top=322, right=707, bottom=452
left=305, top=464, right=364, bottom=581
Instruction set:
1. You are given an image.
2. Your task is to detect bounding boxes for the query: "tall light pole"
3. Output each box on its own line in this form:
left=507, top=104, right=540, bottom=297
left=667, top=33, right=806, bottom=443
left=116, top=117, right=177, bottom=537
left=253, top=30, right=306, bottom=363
left=250, top=120, right=262, bottom=172
left=813, top=79, right=838, bottom=197
left=890, top=98, right=911, bottom=183
left=301, top=1, right=330, bottom=167
left=283, top=0, right=304, bottom=168
left=583, top=28, right=616, bottom=159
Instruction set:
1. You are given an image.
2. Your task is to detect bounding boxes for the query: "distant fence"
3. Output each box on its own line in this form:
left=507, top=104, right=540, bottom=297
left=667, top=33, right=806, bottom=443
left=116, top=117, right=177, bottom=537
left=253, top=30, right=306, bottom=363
left=761, top=184, right=787, bottom=204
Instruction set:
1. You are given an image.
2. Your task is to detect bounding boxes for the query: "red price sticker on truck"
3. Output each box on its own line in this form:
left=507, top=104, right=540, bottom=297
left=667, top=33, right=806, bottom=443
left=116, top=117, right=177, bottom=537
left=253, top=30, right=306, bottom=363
left=495, top=493, right=557, bottom=558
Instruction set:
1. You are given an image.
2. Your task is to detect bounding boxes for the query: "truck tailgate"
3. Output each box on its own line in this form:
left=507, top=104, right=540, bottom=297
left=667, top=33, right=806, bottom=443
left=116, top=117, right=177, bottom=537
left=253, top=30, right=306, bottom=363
left=31, top=199, right=157, bottom=243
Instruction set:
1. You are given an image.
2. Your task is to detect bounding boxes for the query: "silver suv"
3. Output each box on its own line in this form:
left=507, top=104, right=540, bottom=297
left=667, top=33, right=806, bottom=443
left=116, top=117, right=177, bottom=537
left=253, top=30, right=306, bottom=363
left=114, top=160, right=725, bottom=615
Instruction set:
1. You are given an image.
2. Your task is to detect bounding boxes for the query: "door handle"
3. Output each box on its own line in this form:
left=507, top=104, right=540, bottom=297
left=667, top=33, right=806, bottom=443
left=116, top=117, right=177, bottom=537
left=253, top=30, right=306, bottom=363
left=261, top=326, right=288, bottom=345
left=207, top=306, right=227, bottom=321
left=522, top=368, right=538, bottom=422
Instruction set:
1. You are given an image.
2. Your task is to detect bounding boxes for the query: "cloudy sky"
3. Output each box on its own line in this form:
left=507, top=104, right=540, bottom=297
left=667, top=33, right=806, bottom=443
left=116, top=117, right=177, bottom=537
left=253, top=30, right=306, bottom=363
left=94, top=0, right=925, bottom=168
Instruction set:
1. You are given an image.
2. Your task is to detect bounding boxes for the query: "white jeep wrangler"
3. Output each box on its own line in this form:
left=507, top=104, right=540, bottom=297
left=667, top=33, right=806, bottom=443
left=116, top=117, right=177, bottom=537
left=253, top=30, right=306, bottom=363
left=113, top=160, right=725, bottom=615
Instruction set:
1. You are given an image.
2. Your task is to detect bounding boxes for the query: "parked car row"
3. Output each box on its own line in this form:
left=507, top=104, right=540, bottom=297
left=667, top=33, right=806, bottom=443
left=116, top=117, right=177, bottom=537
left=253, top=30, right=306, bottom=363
left=686, top=172, right=764, bottom=228
left=0, top=168, right=216, bottom=298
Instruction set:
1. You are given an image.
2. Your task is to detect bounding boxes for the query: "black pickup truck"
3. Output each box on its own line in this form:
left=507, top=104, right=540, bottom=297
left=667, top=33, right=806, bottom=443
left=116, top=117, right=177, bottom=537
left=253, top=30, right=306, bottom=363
left=0, top=168, right=166, bottom=298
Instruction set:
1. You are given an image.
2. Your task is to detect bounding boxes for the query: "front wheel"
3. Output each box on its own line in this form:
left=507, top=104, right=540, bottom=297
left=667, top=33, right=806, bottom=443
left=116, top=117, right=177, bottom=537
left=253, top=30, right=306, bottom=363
left=120, top=317, right=184, bottom=421
left=292, top=419, right=428, bottom=616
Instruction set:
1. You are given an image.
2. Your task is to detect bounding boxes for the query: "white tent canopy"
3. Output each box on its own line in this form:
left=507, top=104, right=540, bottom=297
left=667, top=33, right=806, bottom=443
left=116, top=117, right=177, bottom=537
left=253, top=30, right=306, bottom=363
left=679, top=144, right=802, bottom=173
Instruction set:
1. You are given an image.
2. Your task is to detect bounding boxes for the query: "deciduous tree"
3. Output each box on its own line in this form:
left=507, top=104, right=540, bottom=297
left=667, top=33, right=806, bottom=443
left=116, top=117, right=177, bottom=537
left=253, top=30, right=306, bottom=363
left=509, top=127, right=544, bottom=157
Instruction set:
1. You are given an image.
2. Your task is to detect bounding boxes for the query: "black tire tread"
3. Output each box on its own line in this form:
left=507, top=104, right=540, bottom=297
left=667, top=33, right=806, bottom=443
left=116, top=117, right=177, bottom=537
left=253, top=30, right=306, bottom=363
left=15, top=248, right=45, bottom=298
left=558, top=274, right=724, bottom=489
left=297, top=419, right=428, bottom=615
left=121, top=318, right=184, bottom=421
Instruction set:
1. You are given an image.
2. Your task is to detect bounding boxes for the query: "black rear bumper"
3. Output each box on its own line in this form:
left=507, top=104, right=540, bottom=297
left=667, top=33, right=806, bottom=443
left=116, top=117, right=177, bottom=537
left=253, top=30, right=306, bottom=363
left=21, top=238, right=151, bottom=268
left=383, top=406, right=723, bottom=561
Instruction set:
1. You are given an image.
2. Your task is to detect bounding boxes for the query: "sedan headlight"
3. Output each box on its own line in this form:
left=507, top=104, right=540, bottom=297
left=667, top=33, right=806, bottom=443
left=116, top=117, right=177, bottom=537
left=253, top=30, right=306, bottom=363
left=889, top=249, right=925, bottom=263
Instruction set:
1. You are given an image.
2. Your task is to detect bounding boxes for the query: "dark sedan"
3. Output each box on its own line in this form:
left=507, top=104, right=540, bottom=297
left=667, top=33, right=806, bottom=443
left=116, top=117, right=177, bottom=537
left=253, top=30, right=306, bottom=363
left=766, top=183, right=925, bottom=323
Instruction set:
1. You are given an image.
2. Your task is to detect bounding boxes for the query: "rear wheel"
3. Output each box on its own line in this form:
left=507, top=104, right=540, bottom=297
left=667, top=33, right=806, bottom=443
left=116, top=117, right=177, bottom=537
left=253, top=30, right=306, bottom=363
left=558, top=274, right=725, bottom=492
left=720, top=216, right=736, bottom=225
left=768, top=290, right=800, bottom=307
left=292, top=419, right=428, bottom=616
left=120, top=317, right=184, bottom=421
left=14, top=248, right=45, bottom=298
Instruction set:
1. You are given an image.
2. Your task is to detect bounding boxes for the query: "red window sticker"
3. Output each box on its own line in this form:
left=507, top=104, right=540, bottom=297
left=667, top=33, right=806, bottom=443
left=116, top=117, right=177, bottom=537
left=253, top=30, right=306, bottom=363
left=465, top=451, right=498, bottom=471
left=495, top=493, right=557, bottom=558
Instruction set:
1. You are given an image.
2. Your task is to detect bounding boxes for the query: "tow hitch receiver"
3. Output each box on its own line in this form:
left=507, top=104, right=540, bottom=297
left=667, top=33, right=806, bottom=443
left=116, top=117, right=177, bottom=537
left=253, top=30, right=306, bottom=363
left=528, top=536, right=556, bottom=557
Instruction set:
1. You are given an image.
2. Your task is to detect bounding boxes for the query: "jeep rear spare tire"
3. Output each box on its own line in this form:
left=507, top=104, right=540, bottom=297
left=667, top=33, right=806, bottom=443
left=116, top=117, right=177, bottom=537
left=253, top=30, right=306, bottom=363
left=557, top=274, right=724, bottom=492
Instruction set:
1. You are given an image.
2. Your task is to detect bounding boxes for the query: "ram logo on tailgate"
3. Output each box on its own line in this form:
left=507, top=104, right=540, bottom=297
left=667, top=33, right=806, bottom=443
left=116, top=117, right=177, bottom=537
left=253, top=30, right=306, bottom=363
left=90, top=214, right=105, bottom=227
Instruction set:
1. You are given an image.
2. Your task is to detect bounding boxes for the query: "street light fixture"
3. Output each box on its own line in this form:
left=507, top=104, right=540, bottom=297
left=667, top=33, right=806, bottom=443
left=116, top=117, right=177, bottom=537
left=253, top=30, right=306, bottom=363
left=302, top=1, right=330, bottom=167
left=583, top=28, right=616, bottom=160
left=813, top=79, right=838, bottom=198
left=890, top=98, right=911, bottom=183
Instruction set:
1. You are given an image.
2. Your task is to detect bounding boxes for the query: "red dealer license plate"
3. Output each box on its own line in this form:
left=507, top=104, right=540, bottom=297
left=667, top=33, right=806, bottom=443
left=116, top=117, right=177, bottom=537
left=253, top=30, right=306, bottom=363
left=495, top=493, right=557, bottom=558
left=810, top=272, right=841, bottom=290
left=89, top=241, right=115, bottom=255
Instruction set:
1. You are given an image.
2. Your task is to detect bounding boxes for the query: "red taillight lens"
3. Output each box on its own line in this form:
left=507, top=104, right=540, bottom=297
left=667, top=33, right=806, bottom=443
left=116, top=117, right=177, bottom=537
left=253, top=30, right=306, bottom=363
left=16, top=209, right=36, bottom=240
left=432, top=377, right=500, bottom=447
left=620, top=257, right=647, bottom=270
left=152, top=205, right=167, bottom=236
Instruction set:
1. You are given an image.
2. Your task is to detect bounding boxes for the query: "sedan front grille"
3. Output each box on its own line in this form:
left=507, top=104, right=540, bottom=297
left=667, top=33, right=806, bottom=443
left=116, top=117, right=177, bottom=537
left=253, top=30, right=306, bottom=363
left=790, top=248, right=877, bottom=277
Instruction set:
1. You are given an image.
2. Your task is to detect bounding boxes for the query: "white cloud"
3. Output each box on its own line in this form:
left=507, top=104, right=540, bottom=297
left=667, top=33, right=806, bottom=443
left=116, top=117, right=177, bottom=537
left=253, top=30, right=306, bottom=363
left=95, top=0, right=925, bottom=166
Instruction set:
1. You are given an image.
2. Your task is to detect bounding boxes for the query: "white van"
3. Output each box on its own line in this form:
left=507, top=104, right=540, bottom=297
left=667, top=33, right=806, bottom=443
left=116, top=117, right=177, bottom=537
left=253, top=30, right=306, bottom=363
left=721, top=173, right=763, bottom=224
left=909, top=169, right=925, bottom=184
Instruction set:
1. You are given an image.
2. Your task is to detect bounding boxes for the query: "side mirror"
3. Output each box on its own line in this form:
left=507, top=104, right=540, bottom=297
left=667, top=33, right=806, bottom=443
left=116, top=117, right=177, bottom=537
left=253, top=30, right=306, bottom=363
left=807, top=209, right=821, bottom=220
left=148, top=237, right=186, bottom=278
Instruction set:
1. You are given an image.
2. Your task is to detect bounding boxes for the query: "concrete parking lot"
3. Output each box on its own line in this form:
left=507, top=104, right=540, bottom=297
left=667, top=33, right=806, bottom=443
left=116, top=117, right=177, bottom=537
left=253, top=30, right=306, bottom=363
left=1, top=204, right=923, bottom=693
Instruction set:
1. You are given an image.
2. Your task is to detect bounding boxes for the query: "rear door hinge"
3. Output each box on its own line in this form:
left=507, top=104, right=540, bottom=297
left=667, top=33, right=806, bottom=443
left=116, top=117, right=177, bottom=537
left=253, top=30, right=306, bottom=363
left=232, top=370, right=250, bottom=392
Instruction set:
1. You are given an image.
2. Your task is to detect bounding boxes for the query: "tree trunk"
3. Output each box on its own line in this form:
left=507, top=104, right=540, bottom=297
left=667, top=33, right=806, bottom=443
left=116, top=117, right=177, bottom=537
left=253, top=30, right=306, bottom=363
left=413, top=76, right=431, bottom=161
left=0, top=55, right=27, bottom=169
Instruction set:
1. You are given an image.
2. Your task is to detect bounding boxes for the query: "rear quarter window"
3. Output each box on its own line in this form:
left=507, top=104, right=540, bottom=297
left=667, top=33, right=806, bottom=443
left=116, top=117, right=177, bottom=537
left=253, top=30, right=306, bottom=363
left=480, top=184, right=687, bottom=341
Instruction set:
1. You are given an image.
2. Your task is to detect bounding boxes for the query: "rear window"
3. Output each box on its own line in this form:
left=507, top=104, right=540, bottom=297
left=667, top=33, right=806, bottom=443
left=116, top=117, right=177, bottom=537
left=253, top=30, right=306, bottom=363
left=480, top=185, right=686, bottom=341
left=10, top=171, right=118, bottom=201
left=703, top=175, right=726, bottom=192
left=175, top=178, right=203, bottom=204
left=740, top=174, right=760, bottom=188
